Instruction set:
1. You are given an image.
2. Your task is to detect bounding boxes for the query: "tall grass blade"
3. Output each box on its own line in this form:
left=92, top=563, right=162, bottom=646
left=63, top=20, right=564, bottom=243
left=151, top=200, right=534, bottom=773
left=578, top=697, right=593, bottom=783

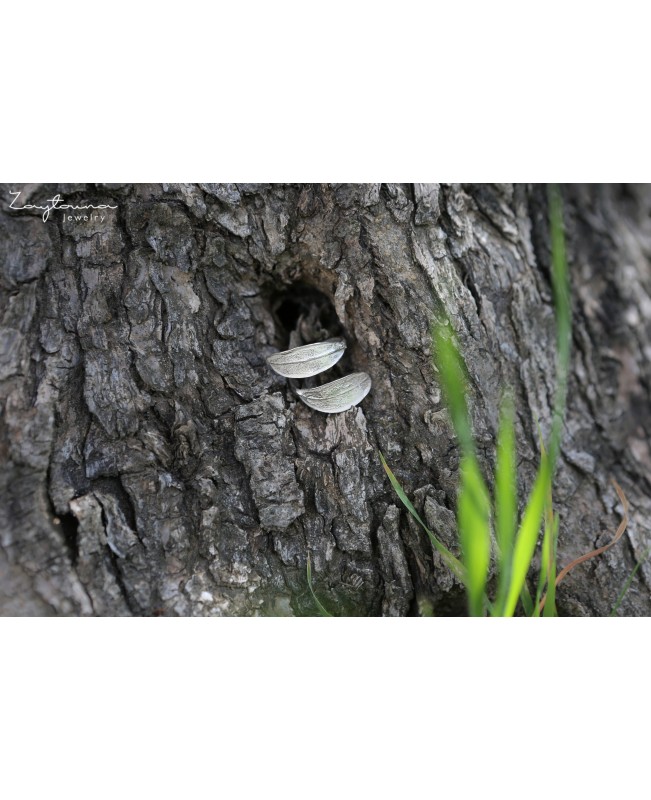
left=457, top=454, right=491, bottom=616
left=432, top=323, right=475, bottom=457
left=520, top=582, right=534, bottom=617
left=534, top=432, right=558, bottom=616
left=493, top=396, right=517, bottom=615
left=503, top=455, right=551, bottom=616
left=505, top=186, right=569, bottom=618
left=542, top=514, right=559, bottom=617
left=431, top=321, right=489, bottom=613
left=533, top=523, right=549, bottom=617
left=380, top=452, right=465, bottom=581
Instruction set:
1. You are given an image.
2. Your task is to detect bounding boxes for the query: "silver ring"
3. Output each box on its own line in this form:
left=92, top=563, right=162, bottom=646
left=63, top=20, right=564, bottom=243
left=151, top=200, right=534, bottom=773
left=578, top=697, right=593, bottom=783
left=266, top=339, right=371, bottom=414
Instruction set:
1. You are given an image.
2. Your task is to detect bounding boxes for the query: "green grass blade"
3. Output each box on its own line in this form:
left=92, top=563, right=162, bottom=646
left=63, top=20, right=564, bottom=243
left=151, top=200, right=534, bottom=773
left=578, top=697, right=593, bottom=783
left=493, top=395, right=517, bottom=615
left=380, top=451, right=465, bottom=581
left=306, top=555, right=333, bottom=617
left=533, top=524, right=549, bottom=617
left=498, top=187, right=569, bottom=618
left=534, top=458, right=554, bottom=616
left=432, top=322, right=475, bottom=457
left=503, top=455, right=551, bottom=617
left=542, top=514, right=559, bottom=617
left=610, top=547, right=651, bottom=616
left=519, top=582, right=534, bottom=617
left=457, top=454, right=491, bottom=616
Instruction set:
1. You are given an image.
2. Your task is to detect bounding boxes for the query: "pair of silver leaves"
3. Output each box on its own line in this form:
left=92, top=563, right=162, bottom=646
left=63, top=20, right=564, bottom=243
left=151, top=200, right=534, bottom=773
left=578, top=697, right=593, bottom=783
left=266, top=337, right=371, bottom=414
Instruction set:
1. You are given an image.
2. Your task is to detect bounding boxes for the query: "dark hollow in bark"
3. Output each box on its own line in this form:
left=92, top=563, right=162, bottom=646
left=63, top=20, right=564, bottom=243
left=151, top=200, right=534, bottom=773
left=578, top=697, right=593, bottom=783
left=1, top=183, right=650, bottom=616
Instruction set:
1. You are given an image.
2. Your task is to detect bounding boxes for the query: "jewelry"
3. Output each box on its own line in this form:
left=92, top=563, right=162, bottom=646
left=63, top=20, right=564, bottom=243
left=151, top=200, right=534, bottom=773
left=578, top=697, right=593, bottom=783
left=266, top=338, right=346, bottom=378
left=296, top=372, right=371, bottom=414
left=266, top=338, right=371, bottom=413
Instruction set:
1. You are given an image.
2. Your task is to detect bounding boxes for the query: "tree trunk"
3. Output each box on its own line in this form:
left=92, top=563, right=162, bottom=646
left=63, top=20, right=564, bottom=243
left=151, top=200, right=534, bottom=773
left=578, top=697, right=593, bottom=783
left=1, top=183, right=649, bottom=616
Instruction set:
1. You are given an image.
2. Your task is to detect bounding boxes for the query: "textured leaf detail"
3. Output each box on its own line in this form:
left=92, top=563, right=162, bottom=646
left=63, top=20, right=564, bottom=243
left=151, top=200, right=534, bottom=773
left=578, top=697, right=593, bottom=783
left=296, top=372, right=371, bottom=413
left=266, top=338, right=346, bottom=378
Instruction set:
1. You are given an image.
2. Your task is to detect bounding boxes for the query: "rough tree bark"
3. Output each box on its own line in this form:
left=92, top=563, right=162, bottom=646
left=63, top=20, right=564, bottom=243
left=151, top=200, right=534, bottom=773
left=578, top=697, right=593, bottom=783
left=1, top=183, right=650, bottom=616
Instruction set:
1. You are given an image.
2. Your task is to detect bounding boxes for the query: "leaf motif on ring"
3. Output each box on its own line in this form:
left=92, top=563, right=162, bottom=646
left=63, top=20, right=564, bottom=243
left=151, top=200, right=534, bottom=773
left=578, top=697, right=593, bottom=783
left=266, top=338, right=346, bottom=378
left=296, top=372, right=371, bottom=413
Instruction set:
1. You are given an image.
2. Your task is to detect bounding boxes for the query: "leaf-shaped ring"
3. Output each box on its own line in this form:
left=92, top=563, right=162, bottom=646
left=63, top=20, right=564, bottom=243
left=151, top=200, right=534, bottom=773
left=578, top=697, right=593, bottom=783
left=266, top=338, right=346, bottom=378
left=296, top=372, right=371, bottom=413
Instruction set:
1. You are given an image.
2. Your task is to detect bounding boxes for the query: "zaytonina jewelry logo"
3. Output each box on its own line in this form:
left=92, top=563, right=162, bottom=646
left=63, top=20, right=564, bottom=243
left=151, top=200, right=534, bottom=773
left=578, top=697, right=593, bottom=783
left=8, top=190, right=118, bottom=223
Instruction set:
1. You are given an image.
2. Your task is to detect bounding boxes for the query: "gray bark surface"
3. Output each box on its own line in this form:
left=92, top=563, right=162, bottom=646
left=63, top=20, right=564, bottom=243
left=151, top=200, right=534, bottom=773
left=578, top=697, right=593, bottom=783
left=1, top=183, right=650, bottom=616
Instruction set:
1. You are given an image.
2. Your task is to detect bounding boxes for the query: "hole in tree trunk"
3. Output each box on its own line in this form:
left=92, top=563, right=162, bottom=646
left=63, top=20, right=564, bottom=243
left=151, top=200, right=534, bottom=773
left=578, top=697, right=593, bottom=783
left=270, top=282, right=343, bottom=349
left=59, top=512, right=80, bottom=567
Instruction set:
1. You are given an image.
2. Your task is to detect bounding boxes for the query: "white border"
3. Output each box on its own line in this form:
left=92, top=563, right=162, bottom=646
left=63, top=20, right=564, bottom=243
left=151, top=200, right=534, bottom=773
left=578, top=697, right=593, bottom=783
left=2, top=620, right=649, bottom=799
left=3, top=2, right=649, bottom=180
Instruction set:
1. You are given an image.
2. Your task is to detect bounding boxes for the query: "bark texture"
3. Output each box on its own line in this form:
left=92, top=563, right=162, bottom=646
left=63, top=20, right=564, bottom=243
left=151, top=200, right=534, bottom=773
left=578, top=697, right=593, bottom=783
left=1, top=183, right=650, bottom=616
